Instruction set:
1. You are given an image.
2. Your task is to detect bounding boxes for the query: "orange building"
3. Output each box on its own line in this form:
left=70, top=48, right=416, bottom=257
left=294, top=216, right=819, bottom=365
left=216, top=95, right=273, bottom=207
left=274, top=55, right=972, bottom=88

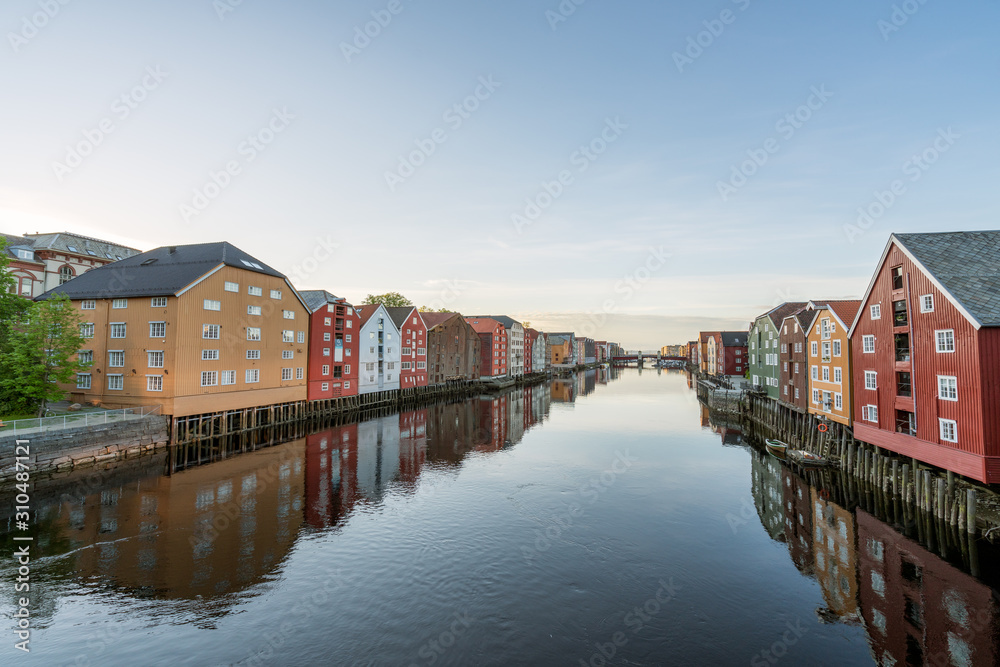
left=806, top=300, right=861, bottom=426
left=38, top=242, right=309, bottom=417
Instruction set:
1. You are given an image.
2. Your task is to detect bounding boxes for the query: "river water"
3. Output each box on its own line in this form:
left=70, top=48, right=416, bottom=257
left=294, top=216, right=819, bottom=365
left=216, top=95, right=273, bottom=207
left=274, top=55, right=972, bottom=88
left=2, top=368, right=998, bottom=666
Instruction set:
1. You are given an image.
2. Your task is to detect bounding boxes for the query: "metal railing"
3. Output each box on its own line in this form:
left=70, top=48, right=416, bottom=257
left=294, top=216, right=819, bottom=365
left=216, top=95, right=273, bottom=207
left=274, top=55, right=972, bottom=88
left=0, top=405, right=161, bottom=436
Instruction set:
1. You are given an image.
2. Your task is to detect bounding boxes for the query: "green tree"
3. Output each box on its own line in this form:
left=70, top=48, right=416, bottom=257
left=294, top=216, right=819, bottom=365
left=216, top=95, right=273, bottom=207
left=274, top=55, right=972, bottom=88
left=0, top=238, right=33, bottom=414
left=363, top=292, right=412, bottom=308
left=418, top=305, right=450, bottom=312
left=0, top=294, right=90, bottom=417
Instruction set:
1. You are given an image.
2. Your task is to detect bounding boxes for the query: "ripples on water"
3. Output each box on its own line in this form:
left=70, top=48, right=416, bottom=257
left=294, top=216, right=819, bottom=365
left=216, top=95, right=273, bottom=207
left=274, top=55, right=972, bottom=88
left=2, top=368, right=998, bottom=666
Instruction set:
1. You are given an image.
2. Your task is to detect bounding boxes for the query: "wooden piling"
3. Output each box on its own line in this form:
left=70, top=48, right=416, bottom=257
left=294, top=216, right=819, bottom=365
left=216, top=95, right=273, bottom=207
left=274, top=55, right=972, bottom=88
left=966, top=489, right=976, bottom=534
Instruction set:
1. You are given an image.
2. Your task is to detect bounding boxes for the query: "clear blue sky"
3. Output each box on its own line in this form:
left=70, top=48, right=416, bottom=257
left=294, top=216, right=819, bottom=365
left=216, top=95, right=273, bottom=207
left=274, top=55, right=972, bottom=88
left=2, top=0, right=996, bottom=348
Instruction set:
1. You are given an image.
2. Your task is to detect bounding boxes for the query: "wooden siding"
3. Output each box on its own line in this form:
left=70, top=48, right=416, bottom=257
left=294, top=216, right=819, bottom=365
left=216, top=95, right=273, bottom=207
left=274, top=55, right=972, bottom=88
left=851, top=242, right=988, bottom=461
left=806, top=307, right=852, bottom=426
left=397, top=310, right=428, bottom=388
left=778, top=316, right=809, bottom=412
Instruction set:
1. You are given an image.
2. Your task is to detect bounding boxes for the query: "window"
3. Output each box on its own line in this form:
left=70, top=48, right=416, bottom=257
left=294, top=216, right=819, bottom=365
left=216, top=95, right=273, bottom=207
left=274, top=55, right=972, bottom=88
left=810, top=342, right=818, bottom=357
left=110, top=323, right=126, bottom=338
left=248, top=286, right=263, bottom=296
left=346, top=320, right=352, bottom=328
left=247, top=327, right=261, bottom=341
left=897, top=372, right=912, bottom=397
left=76, top=374, right=91, bottom=389
left=201, top=371, right=218, bottom=387
left=865, top=371, right=877, bottom=390
left=78, top=350, right=93, bottom=365
left=109, top=351, right=124, bottom=367
left=282, top=350, right=294, bottom=360
left=81, top=300, right=96, bottom=310
left=835, top=393, right=843, bottom=410
left=147, top=376, right=163, bottom=392
left=862, top=335, right=875, bottom=353
left=107, top=374, right=124, bottom=390
left=793, top=362, right=799, bottom=374
left=322, top=383, right=329, bottom=392
left=811, top=366, right=818, bottom=381
left=822, top=341, right=831, bottom=360
left=920, top=294, right=934, bottom=313
left=148, top=351, right=164, bottom=368
left=151, top=297, right=168, bottom=307
left=322, top=364, right=330, bottom=375
left=111, top=298, right=127, bottom=309
left=365, top=363, right=375, bottom=372
left=822, top=367, right=830, bottom=381
left=936, top=330, right=955, bottom=353
left=940, top=419, right=958, bottom=443
left=276, top=330, right=291, bottom=343
left=783, top=361, right=788, bottom=372
left=418, top=347, right=426, bottom=356
left=323, top=348, right=331, bottom=357
left=204, top=299, right=221, bottom=311
left=81, top=323, right=95, bottom=338
left=323, top=333, right=331, bottom=341
left=281, top=368, right=293, bottom=381
left=938, top=375, right=958, bottom=401
left=225, top=281, right=239, bottom=293
left=150, top=322, right=166, bottom=338
left=417, top=361, right=426, bottom=369
left=221, top=370, right=236, bottom=385
left=345, top=365, right=350, bottom=374
left=296, top=368, right=303, bottom=380
left=271, top=289, right=282, bottom=300
left=402, top=347, right=412, bottom=355
left=246, top=350, right=260, bottom=360
left=283, top=310, right=295, bottom=320
left=863, top=405, right=878, bottom=422
left=202, top=349, right=219, bottom=361
left=812, top=389, right=820, bottom=404
left=387, top=362, right=395, bottom=370
left=247, top=305, right=261, bottom=316
left=204, top=324, right=221, bottom=339
left=784, top=385, right=788, bottom=396
left=246, top=369, right=260, bottom=383
left=59, top=266, right=74, bottom=284
left=893, top=300, right=908, bottom=327
left=402, top=362, right=412, bottom=370
left=345, top=381, right=351, bottom=389
left=832, top=340, right=841, bottom=357
left=297, top=331, right=305, bottom=344
left=871, top=304, right=881, bottom=320
left=891, top=266, right=904, bottom=290
left=834, top=368, right=842, bottom=384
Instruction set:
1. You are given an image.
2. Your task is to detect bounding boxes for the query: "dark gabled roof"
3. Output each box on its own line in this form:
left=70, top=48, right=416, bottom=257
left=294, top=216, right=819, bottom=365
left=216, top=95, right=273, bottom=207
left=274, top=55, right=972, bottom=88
left=298, top=289, right=348, bottom=314
left=720, top=331, right=748, bottom=347
left=36, top=242, right=285, bottom=300
left=471, top=315, right=521, bottom=330
left=384, top=306, right=418, bottom=330
left=761, top=302, right=808, bottom=328
left=893, top=231, right=1000, bottom=327
left=22, top=232, right=140, bottom=260
left=420, top=312, right=461, bottom=330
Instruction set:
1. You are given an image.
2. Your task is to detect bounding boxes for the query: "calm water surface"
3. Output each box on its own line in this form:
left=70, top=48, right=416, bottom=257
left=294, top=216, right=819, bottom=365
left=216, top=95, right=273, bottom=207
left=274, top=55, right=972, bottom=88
left=3, top=369, right=998, bottom=666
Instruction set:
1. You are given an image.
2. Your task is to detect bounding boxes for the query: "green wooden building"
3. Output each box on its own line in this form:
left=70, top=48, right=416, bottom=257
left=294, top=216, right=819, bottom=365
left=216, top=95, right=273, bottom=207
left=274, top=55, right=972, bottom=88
left=748, top=302, right=806, bottom=400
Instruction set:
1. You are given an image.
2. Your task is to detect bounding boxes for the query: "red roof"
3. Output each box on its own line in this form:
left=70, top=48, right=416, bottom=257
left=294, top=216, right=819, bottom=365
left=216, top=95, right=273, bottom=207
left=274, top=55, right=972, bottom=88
left=465, top=317, right=502, bottom=334
left=420, top=311, right=461, bottom=329
left=817, top=299, right=863, bottom=330
left=354, top=304, right=381, bottom=327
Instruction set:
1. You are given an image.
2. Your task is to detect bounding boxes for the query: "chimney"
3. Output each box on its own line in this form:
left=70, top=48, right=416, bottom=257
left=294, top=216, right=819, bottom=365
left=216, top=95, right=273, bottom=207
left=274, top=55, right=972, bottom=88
left=168, top=246, right=176, bottom=254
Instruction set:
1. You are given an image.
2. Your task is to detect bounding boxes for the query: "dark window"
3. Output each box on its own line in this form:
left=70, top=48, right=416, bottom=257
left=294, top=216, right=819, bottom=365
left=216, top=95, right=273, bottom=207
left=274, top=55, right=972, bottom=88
left=895, top=333, right=910, bottom=362
left=893, top=300, right=908, bottom=327
left=896, top=372, right=912, bottom=397
left=905, top=635, right=923, bottom=666
left=904, top=597, right=924, bottom=629
left=333, top=366, right=343, bottom=379
left=892, top=266, right=904, bottom=290
left=896, top=410, right=917, bottom=436
left=901, top=559, right=922, bottom=584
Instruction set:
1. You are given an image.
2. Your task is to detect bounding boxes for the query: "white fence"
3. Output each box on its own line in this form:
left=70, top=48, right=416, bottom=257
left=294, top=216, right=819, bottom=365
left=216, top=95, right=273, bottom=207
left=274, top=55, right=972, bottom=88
left=0, top=405, right=162, bottom=436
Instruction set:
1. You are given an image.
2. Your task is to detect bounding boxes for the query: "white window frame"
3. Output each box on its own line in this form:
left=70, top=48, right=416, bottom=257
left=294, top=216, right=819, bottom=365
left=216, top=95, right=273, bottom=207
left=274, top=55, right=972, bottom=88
left=938, top=375, right=958, bottom=401
left=203, top=324, right=221, bottom=340
left=864, top=405, right=878, bottom=423
left=248, top=286, right=263, bottom=296
left=865, top=371, right=877, bottom=390
left=920, top=294, right=934, bottom=313
left=282, top=330, right=294, bottom=343
left=107, top=374, right=124, bottom=391
left=202, top=349, right=219, bottom=361
left=862, top=335, right=875, bottom=354
left=108, top=350, right=125, bottom=368
left=76, top=373, right=92, bottom=389
left=245, top=369, right=260, bottom=384
left=151, top=296, right=168, bottom=307
left=146, top=375, right=163, bottom=392
left=224, top=281, right=239, bottom=293
left=150, top=322, right=166, bottom=338
left=110, top=323, right=127, bottom=339
left=283, top=310, right=295, bottom=320
left=270, top=289, right=282, bottom=300
left=221, top=370, right=236, bottom=385
left=296, top=367, right=304, bottom=380
left=282, top=350, right=294, bottom=360
left=247, top=305, right=262, bottom=316
left=835, top=393, right=843, bottom=410
left=936, top=329, right=955, bottom=353
left=112, top=298, right=128, bottom=309
left=871, top=304, right=881, bottom=320
left=247, top=350, right=260, bottom=360
left=80, top=323, right=95, bottom=338
left=204, top=299, right=221, bottom=311
left=940, top=418, right=958, bottom=443
left=247, top=327, right=262, bottom=341
left=201, top=371, right=218, bottom=387
left=281, top=368, right=293, bottom=381
left=81, top=300, right=96, bottom=310
left=834, top=368, right=842, bottom=384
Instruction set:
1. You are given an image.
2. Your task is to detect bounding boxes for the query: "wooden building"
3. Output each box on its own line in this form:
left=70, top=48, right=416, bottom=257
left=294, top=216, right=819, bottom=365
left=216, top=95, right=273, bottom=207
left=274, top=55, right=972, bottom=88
left=748, top=302, right=807, bottom=398
left=778, top=309, right=814, bottom=413
left=421, top=312, right=481, bottom=384
left=805, top=300, right=861, bottom=426
left=466, top=317, right=508, bottom=379
left=355, top=304, right=402, bottom=394
left=299, top=290, right=360, bottom=400
left=385, top=306, right=428, bottom=388
left=3, top=231, right=140, bottom=298
left=699, top=331, right=720, bottom=374
left=849, top=231, right=1000, bottom=483
left=37, top=242, right=309, bottom=417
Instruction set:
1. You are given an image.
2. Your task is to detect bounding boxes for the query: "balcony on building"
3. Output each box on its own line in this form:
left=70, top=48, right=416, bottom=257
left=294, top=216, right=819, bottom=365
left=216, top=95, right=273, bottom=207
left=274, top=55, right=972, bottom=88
left=894, top=333, right=910, bottom=363
left=895, top=410, right=917, bottom=436
left=893, top=299, right=908, bottom=327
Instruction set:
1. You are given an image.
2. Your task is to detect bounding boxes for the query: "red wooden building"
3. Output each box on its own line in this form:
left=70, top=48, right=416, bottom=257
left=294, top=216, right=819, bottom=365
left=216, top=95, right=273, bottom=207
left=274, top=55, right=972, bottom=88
left=849, top=231, right=1000, bottom=483
left=386, top=306, right=428, bottom=388
left=719, top=331, right=749, bottom=377
left=465, top=317, right=507, bottom=379
left=299, top=290, right=359, bottom=400
left=778, top=310, right=813, bottom=412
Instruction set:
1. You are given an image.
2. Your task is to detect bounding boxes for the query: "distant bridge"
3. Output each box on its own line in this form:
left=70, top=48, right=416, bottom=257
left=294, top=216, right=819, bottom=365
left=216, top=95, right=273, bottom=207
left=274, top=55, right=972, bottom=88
left=611, top=353, right=687, bottom=366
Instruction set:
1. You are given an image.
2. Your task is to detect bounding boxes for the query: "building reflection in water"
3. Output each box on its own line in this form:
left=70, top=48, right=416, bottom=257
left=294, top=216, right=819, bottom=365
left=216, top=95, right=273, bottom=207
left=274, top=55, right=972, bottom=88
left=19, top=383, right=553, bottom=606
